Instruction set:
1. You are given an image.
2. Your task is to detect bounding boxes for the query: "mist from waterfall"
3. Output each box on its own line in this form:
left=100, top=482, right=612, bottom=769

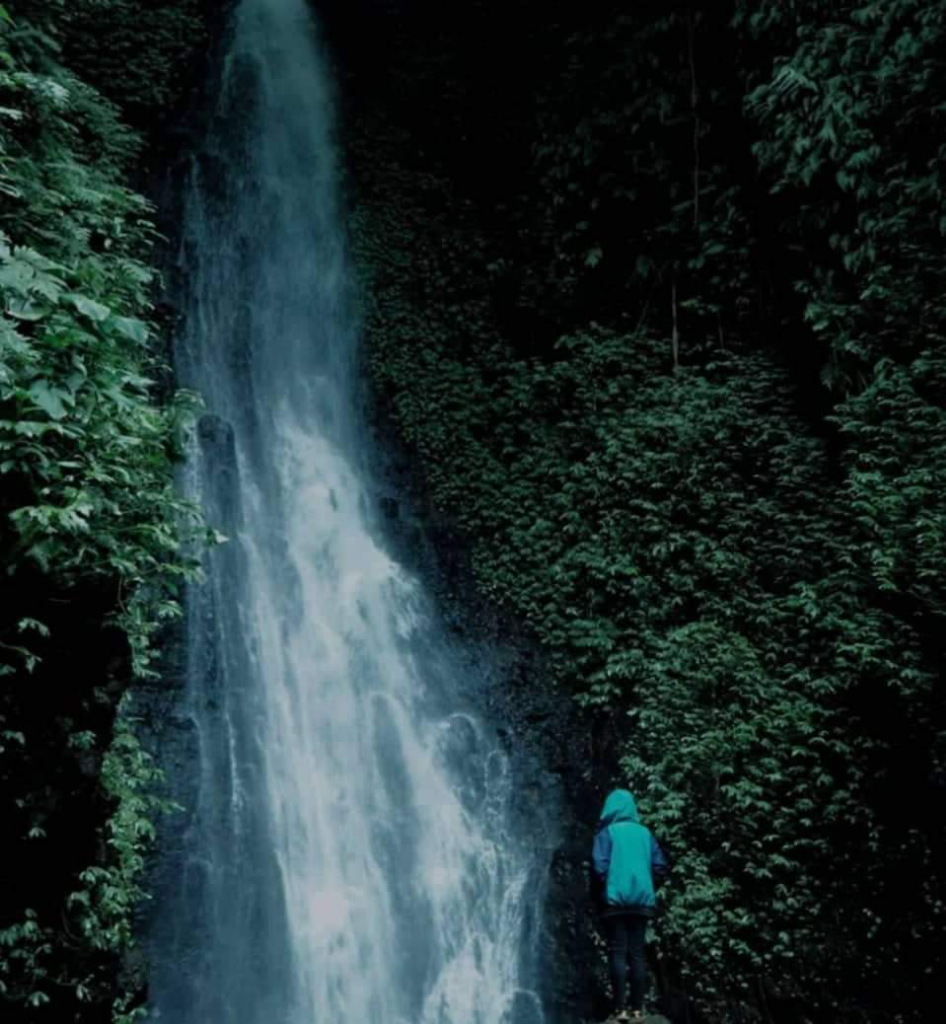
left=143, top=1, right=548, bottom=1022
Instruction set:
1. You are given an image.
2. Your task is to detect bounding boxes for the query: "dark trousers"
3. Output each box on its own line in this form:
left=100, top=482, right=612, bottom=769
left=604, top=913, right=648, bottom=1013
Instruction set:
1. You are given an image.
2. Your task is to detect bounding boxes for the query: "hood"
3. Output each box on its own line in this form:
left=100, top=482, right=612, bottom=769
left=599, top=788, right=640, bottom=826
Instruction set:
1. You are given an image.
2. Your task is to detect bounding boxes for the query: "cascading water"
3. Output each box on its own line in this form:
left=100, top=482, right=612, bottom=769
left=143, top=1, right=549, bottom=1021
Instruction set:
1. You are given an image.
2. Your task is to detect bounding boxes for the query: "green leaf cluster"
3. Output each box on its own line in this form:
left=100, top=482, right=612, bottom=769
left=0, top=3, right=206, bottom=1020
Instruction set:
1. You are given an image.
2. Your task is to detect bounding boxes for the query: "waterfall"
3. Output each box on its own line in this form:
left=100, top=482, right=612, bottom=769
left=143, top=1, right=548, bottom=1022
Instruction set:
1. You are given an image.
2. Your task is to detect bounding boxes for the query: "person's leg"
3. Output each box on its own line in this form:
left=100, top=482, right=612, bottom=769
left=604, top=915, right=630, bottom=1016
left=625, top=915, right=648, bottom=1015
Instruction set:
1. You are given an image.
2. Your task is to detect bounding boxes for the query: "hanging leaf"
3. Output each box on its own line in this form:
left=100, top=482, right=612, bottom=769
left=113, top=315, right=149, bottom=345
left=69, top=294, right=111, bottom=322
left=28, top=380, right=69, bottom=420
left=5, top=297, right=47, bottom=321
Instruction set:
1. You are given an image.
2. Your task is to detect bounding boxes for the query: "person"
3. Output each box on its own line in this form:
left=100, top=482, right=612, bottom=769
left=591, top=788, right=670, bottom=1023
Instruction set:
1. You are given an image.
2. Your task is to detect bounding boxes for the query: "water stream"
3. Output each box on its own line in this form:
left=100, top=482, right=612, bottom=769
left=143, top=1, right=548, bottom=1021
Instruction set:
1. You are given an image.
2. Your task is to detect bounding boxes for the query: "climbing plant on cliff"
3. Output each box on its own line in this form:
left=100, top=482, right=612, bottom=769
left=348, top=0, right=946, bottom=1019
left=0, top=2, right=205, bottom=1019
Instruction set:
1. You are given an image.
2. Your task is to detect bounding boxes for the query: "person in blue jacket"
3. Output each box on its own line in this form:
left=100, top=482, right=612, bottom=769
left=591, top=788, right=670, bottom=1023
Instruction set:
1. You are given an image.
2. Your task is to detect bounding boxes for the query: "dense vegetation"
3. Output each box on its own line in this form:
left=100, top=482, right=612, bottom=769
left=342, top=1, right=946, bottom=1020
left=2, top=0, right=944, bottom=1021
left=0, top=2, right=206, bottom=1019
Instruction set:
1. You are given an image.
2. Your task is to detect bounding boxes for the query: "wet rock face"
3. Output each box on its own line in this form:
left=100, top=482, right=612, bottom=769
left=197, top=414, right=241, bottom=529
left=134, top=412, right=243, bottom=1004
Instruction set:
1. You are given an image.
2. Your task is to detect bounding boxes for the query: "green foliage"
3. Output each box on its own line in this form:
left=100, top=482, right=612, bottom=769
left=1, top=706, right=172, bottom=1021
left=0, top=3, right=206, bottom=1020
left=60, top=0, right=207, bottom=128
left=526, top=3, right=755, bottom=354
left=740, top=0, right=946, bottom=385
left=0, top=0, right=206, bottom=127
left=351, top=7, right=946, bottom=1014
left=832, top=354, right=946, bottom=620
left=0, top=8, right=203, bottom=676
left=0, top=228, right=200, bottom=674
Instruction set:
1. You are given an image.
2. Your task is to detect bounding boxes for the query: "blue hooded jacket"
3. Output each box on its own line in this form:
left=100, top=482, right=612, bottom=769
left=591, top=789, right=669, bottom=917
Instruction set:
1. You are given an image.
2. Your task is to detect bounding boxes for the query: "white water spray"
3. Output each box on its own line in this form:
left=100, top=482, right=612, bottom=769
left=144, top=2, right=547, bottom=1022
